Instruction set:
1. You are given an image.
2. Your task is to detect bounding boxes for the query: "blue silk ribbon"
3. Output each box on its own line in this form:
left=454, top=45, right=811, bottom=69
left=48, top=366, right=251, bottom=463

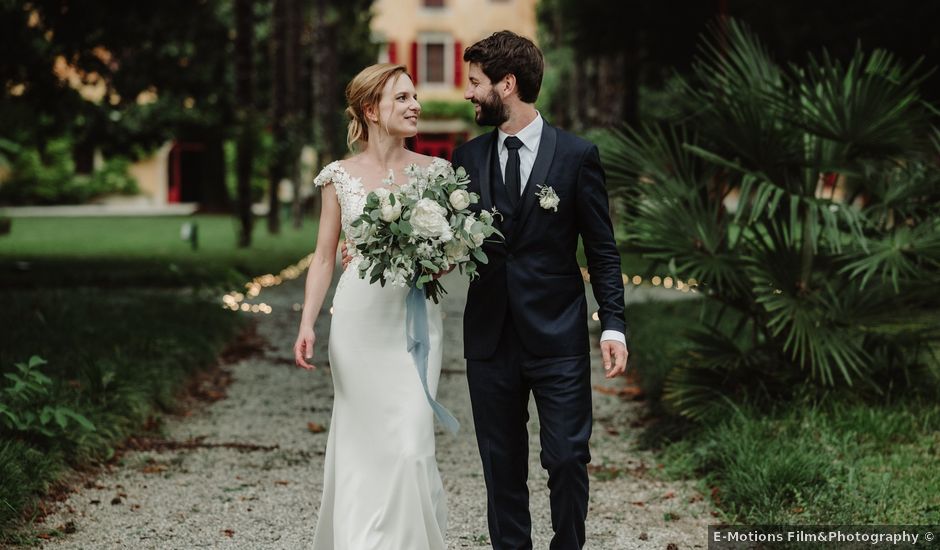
left=405, top=284, right=460, bottom=434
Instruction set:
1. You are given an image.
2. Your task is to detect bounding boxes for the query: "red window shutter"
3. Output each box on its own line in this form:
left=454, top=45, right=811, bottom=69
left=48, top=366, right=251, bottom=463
left=388, top=41, right=398, bottom=64
left=410, top=41, right=419, bottom=83
left=453, top=41, right=463, bottom=87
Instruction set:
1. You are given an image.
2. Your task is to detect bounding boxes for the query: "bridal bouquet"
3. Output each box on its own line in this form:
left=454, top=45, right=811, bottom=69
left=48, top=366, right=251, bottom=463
left=348, top=160, right=501, bottom=303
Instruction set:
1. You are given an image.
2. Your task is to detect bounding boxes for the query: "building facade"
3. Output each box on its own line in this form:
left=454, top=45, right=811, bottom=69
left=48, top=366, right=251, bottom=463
left=371, top=0, right=539, bottom=159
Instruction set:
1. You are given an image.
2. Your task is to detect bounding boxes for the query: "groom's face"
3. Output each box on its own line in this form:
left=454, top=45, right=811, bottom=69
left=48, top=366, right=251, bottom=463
left=464, top=63, right=509, bottom=127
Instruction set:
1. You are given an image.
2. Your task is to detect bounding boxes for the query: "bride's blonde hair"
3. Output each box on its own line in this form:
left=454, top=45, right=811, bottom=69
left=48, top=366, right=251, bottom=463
left=345, top=63, right=410, bottom=151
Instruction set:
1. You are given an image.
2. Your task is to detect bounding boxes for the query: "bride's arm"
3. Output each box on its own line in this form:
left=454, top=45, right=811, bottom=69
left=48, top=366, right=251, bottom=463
left=294, top=184, right=341, bottom=370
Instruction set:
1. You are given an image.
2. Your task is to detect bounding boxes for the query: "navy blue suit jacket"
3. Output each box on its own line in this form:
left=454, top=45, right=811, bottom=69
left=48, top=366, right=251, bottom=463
left=452, top=118, right=627, bottom=360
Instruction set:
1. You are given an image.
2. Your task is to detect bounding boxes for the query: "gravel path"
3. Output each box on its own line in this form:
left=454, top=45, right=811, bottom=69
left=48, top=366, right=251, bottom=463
left=34, top=268, right=712, bottom=549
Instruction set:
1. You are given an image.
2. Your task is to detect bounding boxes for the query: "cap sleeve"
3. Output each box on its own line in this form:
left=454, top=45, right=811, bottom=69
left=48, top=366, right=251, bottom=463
left=313, top=161, right=340, bottom=188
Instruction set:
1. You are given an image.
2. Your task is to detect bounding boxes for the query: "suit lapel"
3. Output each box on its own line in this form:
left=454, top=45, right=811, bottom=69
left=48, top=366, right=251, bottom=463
left=477, top=130, right=497, bottom=212
left=516, top=120, right=557, bottom=232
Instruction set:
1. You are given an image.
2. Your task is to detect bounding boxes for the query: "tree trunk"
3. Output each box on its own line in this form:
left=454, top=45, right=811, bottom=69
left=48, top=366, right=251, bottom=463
left=290, top=0, right=306, bottom=229
left=312, top=0, right=339, bottom=166
left=268, top=0, right=290, bottom=234
left=235, top=0, right=255, bottom=247
left=200, top=132, right=230, bottom=213
left=621, top=33, right=639, bottom=127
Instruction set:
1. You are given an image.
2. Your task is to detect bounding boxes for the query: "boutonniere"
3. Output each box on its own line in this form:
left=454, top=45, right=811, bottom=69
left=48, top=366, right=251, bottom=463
left=535, top=185, right=560, bottom=212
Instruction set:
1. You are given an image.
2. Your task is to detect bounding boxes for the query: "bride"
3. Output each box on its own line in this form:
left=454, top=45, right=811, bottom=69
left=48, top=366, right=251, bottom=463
left=293, top=63, right=449, bottom=549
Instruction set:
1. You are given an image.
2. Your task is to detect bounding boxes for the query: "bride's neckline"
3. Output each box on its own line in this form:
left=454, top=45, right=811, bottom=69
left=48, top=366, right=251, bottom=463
left=333, top=159, right=436, bottom=195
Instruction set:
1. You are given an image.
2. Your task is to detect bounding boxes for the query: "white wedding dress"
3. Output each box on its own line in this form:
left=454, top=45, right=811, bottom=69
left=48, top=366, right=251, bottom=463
left=311, top=160, right=447, bottom=549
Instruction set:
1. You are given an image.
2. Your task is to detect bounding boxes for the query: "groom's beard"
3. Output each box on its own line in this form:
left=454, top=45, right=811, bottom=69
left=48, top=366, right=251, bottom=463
left=474, top=90, right=509, bottom=127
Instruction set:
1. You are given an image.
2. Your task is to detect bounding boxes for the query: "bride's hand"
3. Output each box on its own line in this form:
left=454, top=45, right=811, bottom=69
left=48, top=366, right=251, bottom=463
left=294, top=327, right=317, bottom=370
left=340, top=242, right=351, bottom=270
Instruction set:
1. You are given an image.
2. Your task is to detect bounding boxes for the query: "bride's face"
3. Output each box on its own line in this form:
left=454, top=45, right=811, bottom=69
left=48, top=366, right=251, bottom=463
left=368, top=74, right=421, bottom=139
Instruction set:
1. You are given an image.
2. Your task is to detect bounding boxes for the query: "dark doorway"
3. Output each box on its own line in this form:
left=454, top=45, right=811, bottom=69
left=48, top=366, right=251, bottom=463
left=167, top=142, right=206, bottom=203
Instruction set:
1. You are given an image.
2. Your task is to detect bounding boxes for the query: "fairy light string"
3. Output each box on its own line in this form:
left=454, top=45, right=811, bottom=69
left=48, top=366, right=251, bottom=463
left=222, top=255, right=699, bottom=316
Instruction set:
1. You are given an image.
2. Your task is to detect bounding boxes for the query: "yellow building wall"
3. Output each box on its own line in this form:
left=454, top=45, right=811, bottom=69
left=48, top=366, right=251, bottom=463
left=126, top=141, right=172, bottom=205
left=371, top=0, right=539, bottom=101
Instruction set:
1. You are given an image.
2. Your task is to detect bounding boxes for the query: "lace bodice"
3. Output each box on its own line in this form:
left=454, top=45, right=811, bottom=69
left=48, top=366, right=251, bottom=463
left=313, top=158, right=452, bottom=236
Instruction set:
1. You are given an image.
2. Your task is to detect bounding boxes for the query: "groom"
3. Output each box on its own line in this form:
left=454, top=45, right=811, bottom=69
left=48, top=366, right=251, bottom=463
left=453, top=31, right=628, bottom=549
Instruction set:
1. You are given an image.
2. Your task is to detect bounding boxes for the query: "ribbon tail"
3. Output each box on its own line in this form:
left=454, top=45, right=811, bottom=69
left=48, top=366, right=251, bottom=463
left=406, top=284, right=460, bottom=434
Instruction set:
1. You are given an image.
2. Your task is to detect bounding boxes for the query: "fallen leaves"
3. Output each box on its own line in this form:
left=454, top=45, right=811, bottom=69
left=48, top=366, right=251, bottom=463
left=586, top=463, right=625, bottom=480
left=141, top=463, right=168, bottom=474
left=122, top=435, right=279, bottom=453
left=307, top=422, right=325, bottom=433
left=592, top=384, right=644, bottom=400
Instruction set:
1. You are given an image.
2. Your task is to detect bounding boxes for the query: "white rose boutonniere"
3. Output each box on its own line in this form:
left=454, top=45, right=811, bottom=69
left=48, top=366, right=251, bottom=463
left=536, top=185, right=560, bottom=212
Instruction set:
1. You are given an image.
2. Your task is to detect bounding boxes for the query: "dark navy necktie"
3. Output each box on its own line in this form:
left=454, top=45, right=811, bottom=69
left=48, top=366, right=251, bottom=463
left=503, top=136, right=523, bottom=210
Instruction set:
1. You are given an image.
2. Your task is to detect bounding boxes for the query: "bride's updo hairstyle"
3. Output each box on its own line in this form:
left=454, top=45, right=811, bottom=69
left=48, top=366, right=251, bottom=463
left=345, top=63, right=410, bottom=151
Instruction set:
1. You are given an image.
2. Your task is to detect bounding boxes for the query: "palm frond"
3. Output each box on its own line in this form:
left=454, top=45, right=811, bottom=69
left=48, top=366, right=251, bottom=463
left=788, top=47, right=931, bottom=158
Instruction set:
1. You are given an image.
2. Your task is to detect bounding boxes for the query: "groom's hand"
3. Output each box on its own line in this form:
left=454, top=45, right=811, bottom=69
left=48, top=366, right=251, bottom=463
left=600, top=340, right=628, bottom=379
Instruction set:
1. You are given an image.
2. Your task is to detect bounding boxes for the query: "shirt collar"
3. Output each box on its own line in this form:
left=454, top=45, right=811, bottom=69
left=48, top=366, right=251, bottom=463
left=498, top=111, right=543, bottom=153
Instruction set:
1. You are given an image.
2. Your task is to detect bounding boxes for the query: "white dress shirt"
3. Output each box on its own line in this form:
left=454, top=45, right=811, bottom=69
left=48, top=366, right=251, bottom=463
left=497, top=112, right=626, bottom=348
left=497, top=112, right=543, bottom=193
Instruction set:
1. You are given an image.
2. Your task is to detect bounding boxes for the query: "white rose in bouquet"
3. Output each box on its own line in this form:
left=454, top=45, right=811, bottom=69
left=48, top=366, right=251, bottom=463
left=373, top=187, right=392, bottom=204
left=449, top=189, right=471, bottom=210
left=463, top=216, right=485, bottom=247
left=380, top=201, right=402, bottom=222
left=444, top=239, right=470, bottom=264
left=411, top=198, right=453, bottom=241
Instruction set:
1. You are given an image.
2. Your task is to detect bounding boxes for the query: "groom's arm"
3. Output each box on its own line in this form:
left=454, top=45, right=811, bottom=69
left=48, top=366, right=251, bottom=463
left=575, top=144, right=628, bottom=341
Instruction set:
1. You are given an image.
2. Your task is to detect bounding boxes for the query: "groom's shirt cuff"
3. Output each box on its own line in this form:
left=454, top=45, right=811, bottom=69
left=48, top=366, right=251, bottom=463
left=600, top=330, right=626, bottom=346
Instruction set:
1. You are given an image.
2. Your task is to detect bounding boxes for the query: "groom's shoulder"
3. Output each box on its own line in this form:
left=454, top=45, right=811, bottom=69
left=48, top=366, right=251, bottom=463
left=552, top=124, right=596, bottom=157
left=455, top=131, right=492, bottom=158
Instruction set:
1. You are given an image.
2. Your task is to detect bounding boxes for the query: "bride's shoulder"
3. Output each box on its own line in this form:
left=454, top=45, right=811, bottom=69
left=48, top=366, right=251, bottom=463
left=313, top=160, right=345, bottom=188
left=313, top=160, right=349, bottom=187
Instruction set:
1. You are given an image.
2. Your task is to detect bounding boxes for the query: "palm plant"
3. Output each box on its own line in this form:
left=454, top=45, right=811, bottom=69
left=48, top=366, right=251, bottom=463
left=604, top=18, right=940, bottom=420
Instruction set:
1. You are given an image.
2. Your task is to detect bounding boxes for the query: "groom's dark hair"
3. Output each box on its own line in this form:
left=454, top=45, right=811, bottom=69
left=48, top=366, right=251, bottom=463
left=464, top=31, right=543, bottom=103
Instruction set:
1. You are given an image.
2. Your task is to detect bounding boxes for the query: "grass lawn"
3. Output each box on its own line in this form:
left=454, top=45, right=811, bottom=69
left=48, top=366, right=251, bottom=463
left=0, top=213, right=318, bottom=542
left=0, top=214, right=319, bottom=288
left=627, top=299, right=940, bottom=525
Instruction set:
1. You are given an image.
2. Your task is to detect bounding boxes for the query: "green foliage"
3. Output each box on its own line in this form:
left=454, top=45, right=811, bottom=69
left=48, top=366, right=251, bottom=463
left=0, top=356, right=96, bottom=439
left=418, top=101, right=476, bottom=124
left=604, top=19, right=940, bottom=420
left=0, top=286, right=246, bottom=537
left=0, top=1, right=237, bottom=156
left=0, top=138, right=19, bottom=169
left=224, top=132, right=273, bottom=203
left=658, top=399, right=940, bottom=523
left=0, top=137, right=139, bottom=205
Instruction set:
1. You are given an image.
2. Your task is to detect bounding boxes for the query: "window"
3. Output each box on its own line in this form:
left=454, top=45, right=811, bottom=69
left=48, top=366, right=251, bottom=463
left=425, top=43, right=445, bottom=83
left=415, top=33, right=453, bottom=87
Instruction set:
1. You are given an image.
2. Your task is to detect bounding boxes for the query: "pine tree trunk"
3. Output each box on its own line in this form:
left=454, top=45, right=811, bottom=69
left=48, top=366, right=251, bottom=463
left=290, top=0, right=306, bottom=229
left=235, top=0, right=255, bottom=247
left=268, top=0, right=289, bottom=235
